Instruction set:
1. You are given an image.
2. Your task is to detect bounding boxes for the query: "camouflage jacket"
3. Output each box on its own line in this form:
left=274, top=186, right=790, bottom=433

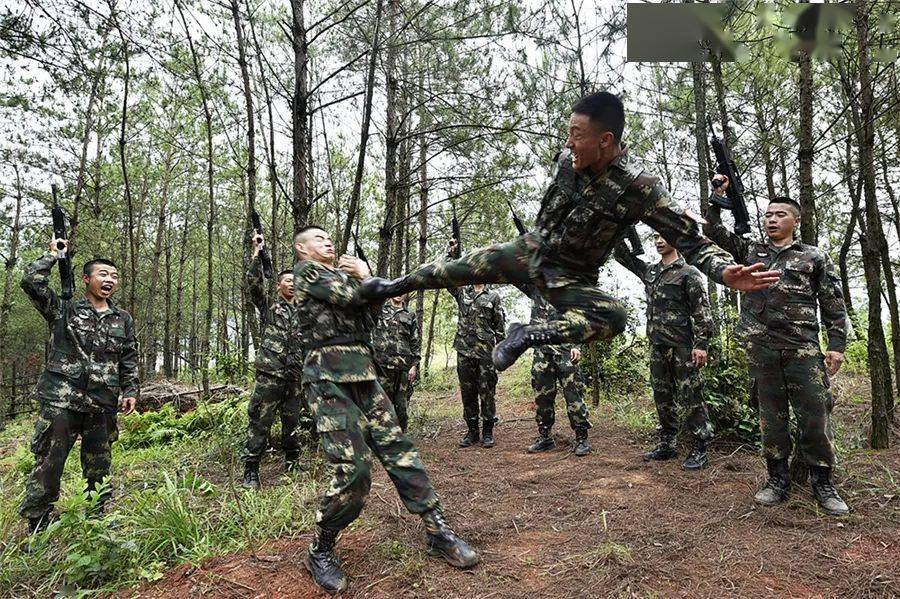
left=247, top=257, right=305, bottom=380
left=521, top=284, right=574, bottom=356
left=21, top=254, right=140, bottom=413
left=614, top=246, right=713, bottom=350
left=531, top=149, right=734, bottom=289
left=704, top=205, right=847, bottom=351
left=293, top=259, right=380, bottom=383
left=448, top=286, right=505, bottom=359
left=373, top=303, right=421, bottom=371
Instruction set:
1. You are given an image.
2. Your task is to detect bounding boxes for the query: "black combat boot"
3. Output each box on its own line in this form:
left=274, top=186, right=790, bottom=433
left=459, top=420, right=479, bottom=448
left=241, top=461, right=261, bottom=490
left=573, top=428, right=591, bottom=457
left=492, top=324, right=567, bottom=372
left=284, top=452, right=302, bottom=473
left=642, top=435, right=678, bottom=461
left=421, top=508, right=480, bottom=569
left=481, top=419, right=495, bottom=448
left=753, top=458, right=790, bottom=506
left=810, top=466, right=850, bottom=516
left=359, top=276, right=413, bottom=302
left=26, top=511, right=56, bottom=535
left=526, top=427, right=555, bottom=453
left=681, top=439, right=709, bottom=471
left=304, top=526, right=347, bottom=594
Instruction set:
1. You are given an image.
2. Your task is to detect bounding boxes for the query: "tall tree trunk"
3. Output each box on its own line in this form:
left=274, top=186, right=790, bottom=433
left=752, top=87, right=777, bottom=201
left=855, top=1, right=892, bottom=448
left=797, top=24, right=817, bottom=244
left=416, top=65, right=429, bottom=338
left=340, top=0, right=384, bottom=255
left=0, top=164, right=24, bottom=417
left=709, top=57, right=737, bottom=310
left=290, top=0, right=310, bottom=233
left=142, top=150, right=175, bottom=376
left=113, top=12, right=137, bottom=316
left=839, top=135, right=863, bottom=339
left=879, top=137, right=900, bottom=406
left=423, top=290, right=439, bottom=375
left=163, top=213, right=173, bottom=378
left=173, top=216, right=190, bottom=378
left=377, top=0, right=400, bottom=277
left=177, top=0, right=215, bottom=395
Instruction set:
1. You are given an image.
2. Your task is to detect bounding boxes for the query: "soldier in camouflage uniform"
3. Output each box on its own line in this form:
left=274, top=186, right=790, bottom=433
left=615, top=233, right=715, bottom=471
left=523, top=284, right=592, bottom=456
left=292, top=227, right=478, bottom=594
left=240, top=236, right=313, bottom=490
left=704, top=177, right=849, bottom=515
left=19, top=240, right=139, bottom=533
left=359, top=92, right=778, bottom=371
left=372, top=293, right=421, bottom=432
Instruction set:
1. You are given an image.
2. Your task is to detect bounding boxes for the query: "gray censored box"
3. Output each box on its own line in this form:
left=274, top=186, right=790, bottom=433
left=626, top=3, right=876, bottom=63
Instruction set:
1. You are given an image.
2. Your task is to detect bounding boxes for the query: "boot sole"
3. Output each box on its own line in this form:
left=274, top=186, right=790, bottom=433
left=426, top=546, right=480, bottom=569
left=753, top=495, right=788, bottom=507
left=303, top=553, right=348, bottom=594
left=526, top=445, right=556, bottom=454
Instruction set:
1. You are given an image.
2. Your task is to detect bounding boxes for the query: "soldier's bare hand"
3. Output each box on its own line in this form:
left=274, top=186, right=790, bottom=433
left=570, top=347, right=581, bottom=364
left=338, top=255, right=371, bottom=280
left=447, top=239, right=458, bottom=256
left=119, top=396, right=137, bottom=415
left=825, top=351, right=844, bottom=376
left=407, top=364, right=418, bottom=382
left=722, top=263, right=780, bottom=291
left=692, top=348, right=708, bottom=368
left=251, top=234, right=264, bottom=257
left=49, top=238, right=69, bottom=255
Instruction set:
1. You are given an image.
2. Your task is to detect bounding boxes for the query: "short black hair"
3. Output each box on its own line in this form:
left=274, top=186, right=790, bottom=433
left=294, top=225, right=327, bottom=244
left=82, top=258, right=118, bottom=276
left=277, top=269, right=293, bottom=283
left=769, top=196, right=802, bottom=216
left=571, top=91, right=625, bottom=143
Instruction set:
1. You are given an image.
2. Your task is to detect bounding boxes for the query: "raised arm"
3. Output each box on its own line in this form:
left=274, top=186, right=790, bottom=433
left=20, top=253, right=61, bottom=324
left=702, top=202, right=750, bottom=264
left=245, top=255, right=268, bottom=319
left=612, top=240, right=648, bottom=281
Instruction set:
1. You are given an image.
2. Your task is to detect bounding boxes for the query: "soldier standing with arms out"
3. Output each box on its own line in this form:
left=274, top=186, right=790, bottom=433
left=19, top=239, right=138, bottom=533
left=523, top=285, right=591, bottom=456
left=292, top=227, right=478, bottom=594
left=372, top=293, right=420, bottom=433
left=359, top=92, right=779, bottom=369
left=446, top=240, right=506, bottom=448
left=704, top=176, right=849, bottom=515
left=240, top=235, right=312, bottom=490
left=615, top=234, right=715, bottom=470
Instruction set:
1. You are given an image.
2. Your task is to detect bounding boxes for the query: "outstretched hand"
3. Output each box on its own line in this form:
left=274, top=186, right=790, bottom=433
left=722, top=263, right=780, bottom=292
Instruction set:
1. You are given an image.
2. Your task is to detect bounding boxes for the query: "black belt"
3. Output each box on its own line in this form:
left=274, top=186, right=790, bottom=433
left=306, top=335, right=370, bottom=350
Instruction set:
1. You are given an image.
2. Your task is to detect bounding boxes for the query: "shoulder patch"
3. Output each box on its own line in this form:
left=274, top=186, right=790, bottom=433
left=298, top=262, right=320, bottom=285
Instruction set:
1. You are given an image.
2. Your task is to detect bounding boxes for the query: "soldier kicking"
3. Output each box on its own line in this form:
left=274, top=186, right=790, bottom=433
left=19, top=240, right=138, bottom=533
left=704, top=177, right=849, bottom=515
left=292, top=226, right=478, bottom=594
left=241, top=235, right=313, bottom=490
left=615, top=234, right=715, bottom=470
left=358, top=91, right=780, bottom=372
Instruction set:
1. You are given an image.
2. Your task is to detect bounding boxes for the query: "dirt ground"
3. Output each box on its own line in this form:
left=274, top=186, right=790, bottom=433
left=130, top=393, right=900, bottom=599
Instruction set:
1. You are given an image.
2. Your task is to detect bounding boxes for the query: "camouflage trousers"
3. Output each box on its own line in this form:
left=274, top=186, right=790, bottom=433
left=747, top=343, right=836, bottom=467
left=241, top=371, right=315, bottom=464
left=306, top=378, right=440, bottom=532
left=532, top=349, right=591, bottom=431
left=378, top=367, right=414, bottom=433
left=649, top=345, right=714, bottom=443
left=19, top=406, right=118, bottom=519
left=458, top=355, right=497, bottom=425
left=399, top=235, right=627, bottom=347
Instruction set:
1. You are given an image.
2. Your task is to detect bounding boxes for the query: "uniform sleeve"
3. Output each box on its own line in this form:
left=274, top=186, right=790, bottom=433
left=295, top=262, right=368, bottom=308
left=637, top=181, right=735, bottom=285
left=446, top=285, right=464, bottom=309
left=702, top=203, right=750, bottom=264
left=493, top=297, right=506, bottom=341
left=119, top=313, right=141, bottom=400
left=20, top=253, right=61, bottom=324
left=245, top=255, right=268, bottom=319
left=816, top=253, right=848, bottom=353
left=409, top=313, right=421, bottom=363
left=613, top=241, right=648, bottom=280
left=685, top=271, right=714, bottom=351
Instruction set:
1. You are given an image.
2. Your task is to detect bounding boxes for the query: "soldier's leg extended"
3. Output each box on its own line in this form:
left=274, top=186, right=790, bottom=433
left=280, top=381, right=303, bottom=470
left=241, top=372, right=288, bottom=488
left=477, top=357, right=498, bottom=447
left=80, top=412, right=113, bottom=510
left=527, top=351, right=558, bottom=453
left=555, top=353, right=591, bottom=456
left=393, top=375, right=412, bottom=434
left=748, top=343, right=792, bottom=505
left=380, top=368, right=410, bottom=433
left=20, top=406, right=80, bottom=522
left=457, top=356, right=480, bottom=447
left=672, top=347, right=713, bottom=470
left=643, top=345, right=679, bottom=461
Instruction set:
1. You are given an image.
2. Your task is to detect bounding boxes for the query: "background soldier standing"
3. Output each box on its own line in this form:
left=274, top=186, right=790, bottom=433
left=446, top=239, right=506, bottom=448
left=241, top=236, right=313, bottom=490
left=19, top=241, right=138, bottom=533
left=291, top=226, right=478, bottom=594
left=615, top=233, right=715, bottom=470
left=704, top=178, right=849, bottom=515
left=523, top=286, right=591, bottom=456
left=372, top=293, right=421, bottom=432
